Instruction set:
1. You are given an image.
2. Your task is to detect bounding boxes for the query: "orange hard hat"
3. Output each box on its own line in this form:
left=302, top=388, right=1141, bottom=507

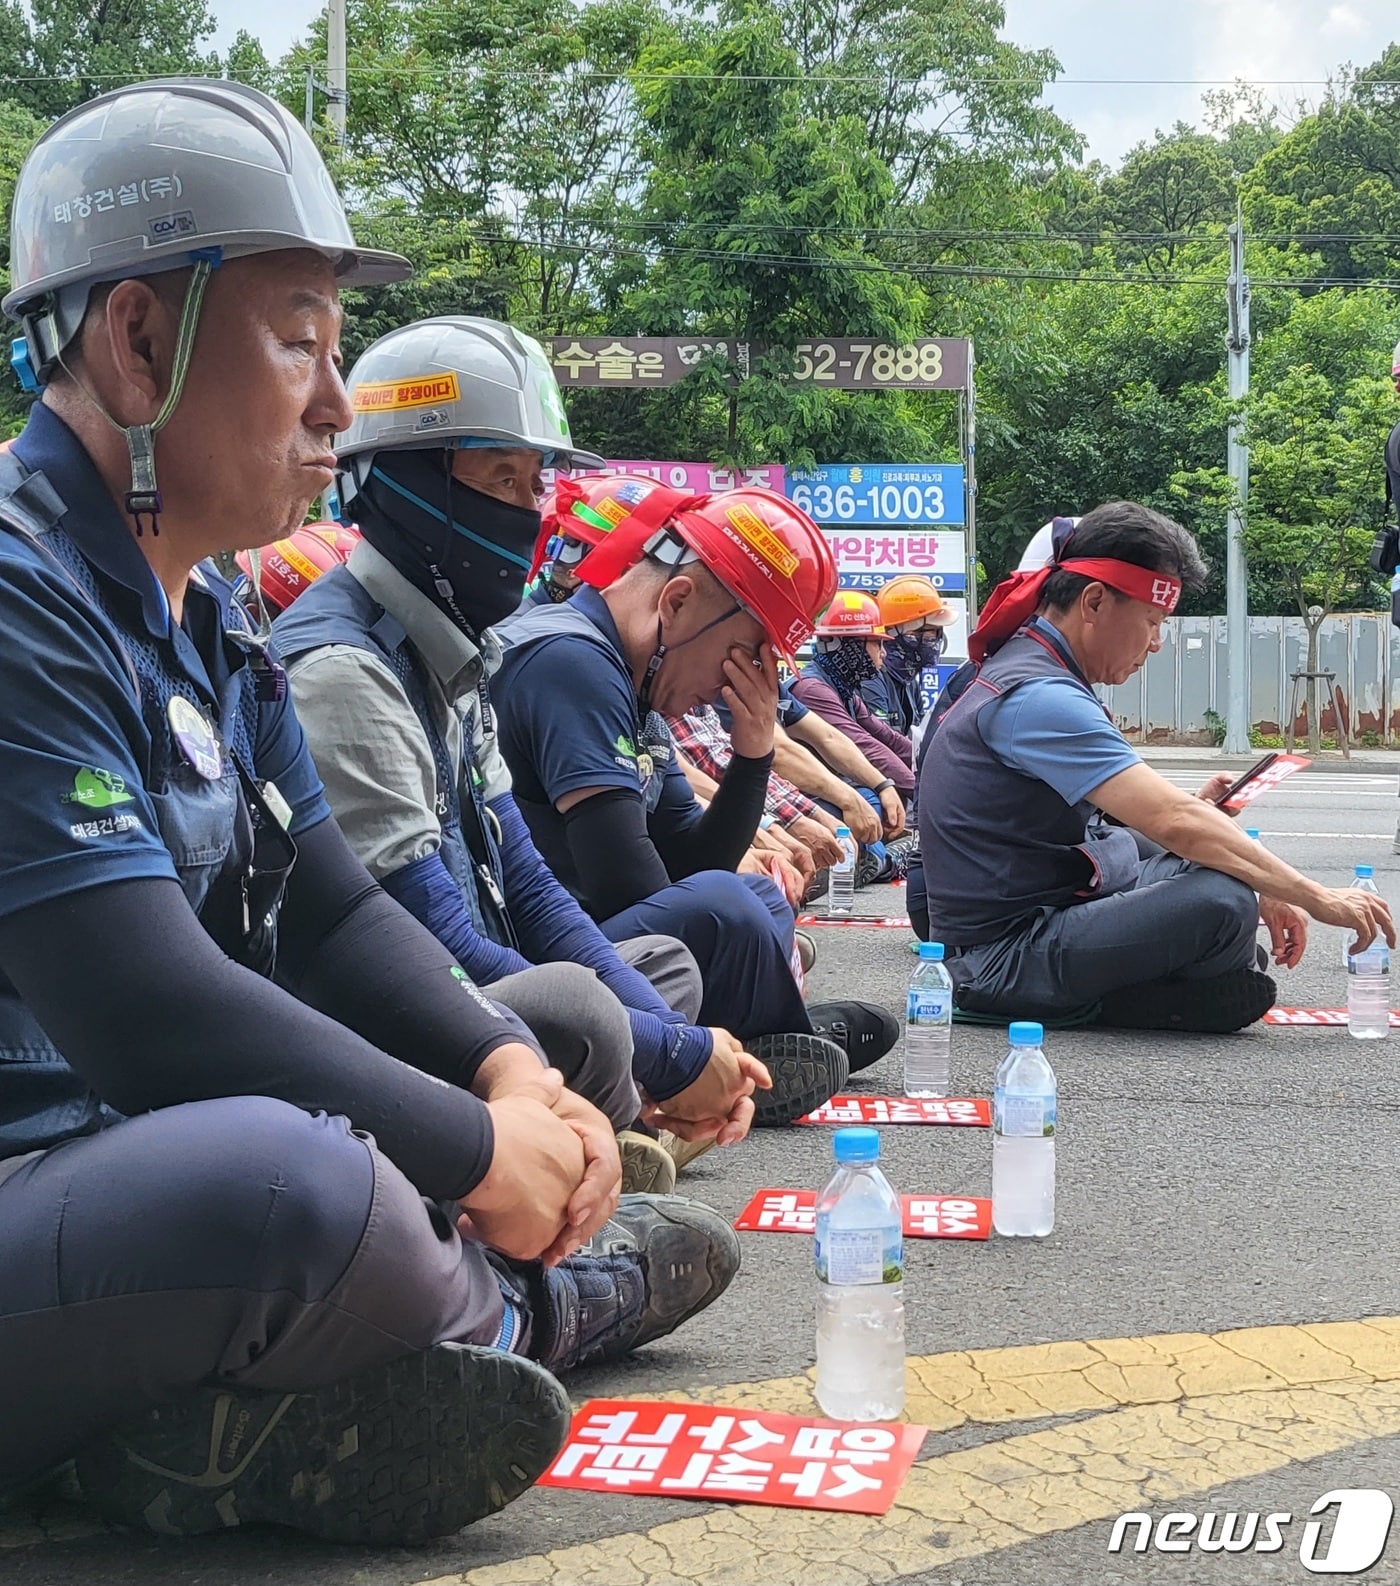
left=814, top=589, right=884, bottom=638
left=574, top=485, right=838, bottom=658
left=235, top=522, right=359, bottom=614
left=876, top=573, right=956, bottom=630
left=529, top=472, right=694, bottom=581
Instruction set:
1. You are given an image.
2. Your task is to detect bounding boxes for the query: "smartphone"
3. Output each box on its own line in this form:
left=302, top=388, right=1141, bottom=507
left=1213, top=752, right=1280, bottom=809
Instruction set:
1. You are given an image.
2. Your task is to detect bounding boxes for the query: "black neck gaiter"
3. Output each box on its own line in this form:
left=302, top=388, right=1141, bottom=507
left=354, top=450, right=541, bottom=636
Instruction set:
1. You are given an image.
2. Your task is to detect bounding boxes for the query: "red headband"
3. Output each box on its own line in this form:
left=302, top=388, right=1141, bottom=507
left=969, top=557, right=1181, bottom=664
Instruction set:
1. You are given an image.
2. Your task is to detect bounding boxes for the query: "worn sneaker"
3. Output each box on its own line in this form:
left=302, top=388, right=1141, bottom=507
left=658, top=1129, right=719, bottom=1174
left=618, top=1129, right=678, bottom=1195
left=74, top=1343, right=570, bottom=1545
left=803, top=867, right=830, bottom=906
left=855, top=848, right=884, bottom=888
left=513, top=1195, right=740, bottom=1373
left=745, top=1031, right=849, bottom=1126
left=882, top=833, right=919, bottom=882
left=1096, top=968, right=1277, bottom=1033
left=808, top=999, right=900, bottom=1073
left=795, top=929, right=818, bottom=974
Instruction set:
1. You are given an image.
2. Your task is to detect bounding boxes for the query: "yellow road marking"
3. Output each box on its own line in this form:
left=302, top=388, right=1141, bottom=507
left=9, top=1316, right=1400, bottom=1572
left=440, top=1318, right=1400, bottom=1586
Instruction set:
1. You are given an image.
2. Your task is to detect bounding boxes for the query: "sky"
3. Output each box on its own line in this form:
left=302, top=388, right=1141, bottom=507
left=211, top=0, right=1400, bottom=168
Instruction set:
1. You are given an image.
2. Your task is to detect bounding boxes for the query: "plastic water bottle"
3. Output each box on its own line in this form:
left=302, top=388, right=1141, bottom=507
left=992, top=1022, right=1056, bottom=1238
left=1347, top=866, right=1390, bottom=1040
left=1342, top=864, right=1381, bottom=970
left=826, top=825, right=856, bottom=918
left=814, top=1127, right=905, bottom=1421
left=905, top=942, right=953, bottom=1097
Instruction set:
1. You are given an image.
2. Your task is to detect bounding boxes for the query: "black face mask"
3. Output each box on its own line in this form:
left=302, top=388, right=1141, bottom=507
left=891, top=629, right=946, bottom=670
left=353, top=450, right=541, bottom=637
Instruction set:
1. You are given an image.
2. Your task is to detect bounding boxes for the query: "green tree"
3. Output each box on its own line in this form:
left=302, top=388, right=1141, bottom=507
left=1242, top=46, right=1400, bottom=283
left=286, top=0, right=662, bottom=340
left=0, top=97, right=50, bottom=437
left=1244, top=365, right=1391, bottom=750
left=12, top=0, right=219, bottom=118
left=579, top=6, right=933, bottom=467
left=1090, top=124, right=1236, bottom=275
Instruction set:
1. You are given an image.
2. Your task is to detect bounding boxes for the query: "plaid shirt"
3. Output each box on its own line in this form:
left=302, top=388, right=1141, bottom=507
left=666, top=704, right=818, bottom=827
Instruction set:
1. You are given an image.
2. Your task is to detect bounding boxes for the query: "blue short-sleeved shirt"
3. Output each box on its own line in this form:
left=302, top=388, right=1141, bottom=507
left=0, top=403, right=328, bottom=925
left=493, top=587, right=700, bottom=897
left=978, top=618, right=1139, bottom=806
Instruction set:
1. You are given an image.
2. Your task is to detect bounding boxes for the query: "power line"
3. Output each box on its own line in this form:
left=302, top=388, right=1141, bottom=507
left=345, top=215, right=1400, bottom=289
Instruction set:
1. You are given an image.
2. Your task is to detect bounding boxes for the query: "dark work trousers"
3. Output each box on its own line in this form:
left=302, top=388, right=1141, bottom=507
left=0, top=1098, right=503, bottom=1485
left=484, top=935, right=703, bottom=1132
left=946, top=842, right=1260, bottom=1019
left=599, top=871, right=810, bottom=1039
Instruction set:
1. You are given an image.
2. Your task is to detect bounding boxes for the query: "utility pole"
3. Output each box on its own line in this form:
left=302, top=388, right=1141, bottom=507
left=1223, top=204, right=1251, bottom=754
left=326, top=0, right=348, bottom=144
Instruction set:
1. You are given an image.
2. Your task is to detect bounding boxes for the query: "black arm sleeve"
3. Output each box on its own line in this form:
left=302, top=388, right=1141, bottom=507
left=275, top=814, right=544, bottom=1078
left=563, top=788, right=674, bottom=919
left=654, top=751, right=773, bottom=879
left=0, top=817, right=547, bottom=1201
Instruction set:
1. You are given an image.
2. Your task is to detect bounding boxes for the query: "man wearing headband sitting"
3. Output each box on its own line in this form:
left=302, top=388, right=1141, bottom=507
left=920, top=502, right=1393, bottom=1032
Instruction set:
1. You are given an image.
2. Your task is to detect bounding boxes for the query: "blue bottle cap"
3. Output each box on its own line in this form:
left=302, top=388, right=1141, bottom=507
left=835, top=825, right=851, bottom=838
left=918, top=941, right=945, bottom=961
left=833, top=1126, right=880, bottom=1163
left=1356, top=864, right=1374, bottom=878
left=1245, top=828, right=1260, bottom=840
left=1009, top=1021, right=1044, bottom=1046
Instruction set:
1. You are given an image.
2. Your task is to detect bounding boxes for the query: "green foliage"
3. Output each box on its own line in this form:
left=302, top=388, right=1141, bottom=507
left=9, top=0, right=219, bottom=119
left=0, top=0, right=1396, bottom=595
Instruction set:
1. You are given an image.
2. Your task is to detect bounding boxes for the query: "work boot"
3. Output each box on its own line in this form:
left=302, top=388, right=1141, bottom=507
left=618, top=1128, right=678, bottom=1195
left=745, top=1032, right=849, bottom=1125
left=496, top=1195, right=741, bottom=1373
left=74, top=1343, right=570, bottom=1545
left=808, top=999, right=900, bottom=1073
left=1096, top=968, right=1277, bottom=1034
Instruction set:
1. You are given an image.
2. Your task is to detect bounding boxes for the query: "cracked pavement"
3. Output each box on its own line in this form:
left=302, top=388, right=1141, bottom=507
left=6, top=760, right=1400, bottom=1584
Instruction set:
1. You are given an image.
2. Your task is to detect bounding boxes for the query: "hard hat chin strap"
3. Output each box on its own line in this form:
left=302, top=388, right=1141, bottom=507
left=50, top=251, right=218, bottom=537
left=637, top=598, right=742, bottom=716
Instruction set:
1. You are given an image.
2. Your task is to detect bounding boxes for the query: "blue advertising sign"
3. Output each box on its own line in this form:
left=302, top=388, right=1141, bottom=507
left=786, top=463, right=965, bottom=527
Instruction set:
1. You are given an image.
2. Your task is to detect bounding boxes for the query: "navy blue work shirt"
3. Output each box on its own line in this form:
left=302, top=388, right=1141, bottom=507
left=0, top=403, right=328, bottom=927
left=492, top=585, right=700, bottom=899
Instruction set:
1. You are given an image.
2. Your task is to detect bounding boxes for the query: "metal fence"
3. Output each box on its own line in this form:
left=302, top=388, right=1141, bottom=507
left=1101, top=613, right=1400, bottom=744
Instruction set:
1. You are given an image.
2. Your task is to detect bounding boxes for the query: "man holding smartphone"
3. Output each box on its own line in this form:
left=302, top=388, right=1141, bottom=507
left=920, top=502, right=1394, bottom=1032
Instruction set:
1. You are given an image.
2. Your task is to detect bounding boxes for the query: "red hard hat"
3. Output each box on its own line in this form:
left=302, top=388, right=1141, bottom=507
left=815, top=590, right=884, bottom=638
left=575, top=486, right=837, bottom=658
left=235, top=522, right=359, bottom=614
left=529, top=472, right=695, bottom=581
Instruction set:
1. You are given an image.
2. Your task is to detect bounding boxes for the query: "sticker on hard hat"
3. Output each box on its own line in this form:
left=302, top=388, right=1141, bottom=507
left=351, top=373, right=462, bottom=413
left=725, top=503, right=799, bottom=578
left=595, top=495, right=634, bottom=525
left=270, top=542, right=322, bottom=585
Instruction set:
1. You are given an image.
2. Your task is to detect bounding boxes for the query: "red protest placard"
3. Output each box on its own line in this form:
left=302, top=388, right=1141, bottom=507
left=902, top=1195, right=992, bottom=1240
left=794, top=914, right=912, bottom=928
left=1265, top=1006, right=1400, bottom=1027
left=1221, top=752, right=1311, bottom=813
left=732, top=1189, right=991, bottom=1241
left=797, top=1095, right=991, bottom=1127
left=539, top=1400, right=927, bottom=1514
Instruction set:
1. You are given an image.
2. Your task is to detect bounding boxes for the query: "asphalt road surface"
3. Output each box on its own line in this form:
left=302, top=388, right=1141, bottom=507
left=7, top=755, right=1400, bottom=1586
